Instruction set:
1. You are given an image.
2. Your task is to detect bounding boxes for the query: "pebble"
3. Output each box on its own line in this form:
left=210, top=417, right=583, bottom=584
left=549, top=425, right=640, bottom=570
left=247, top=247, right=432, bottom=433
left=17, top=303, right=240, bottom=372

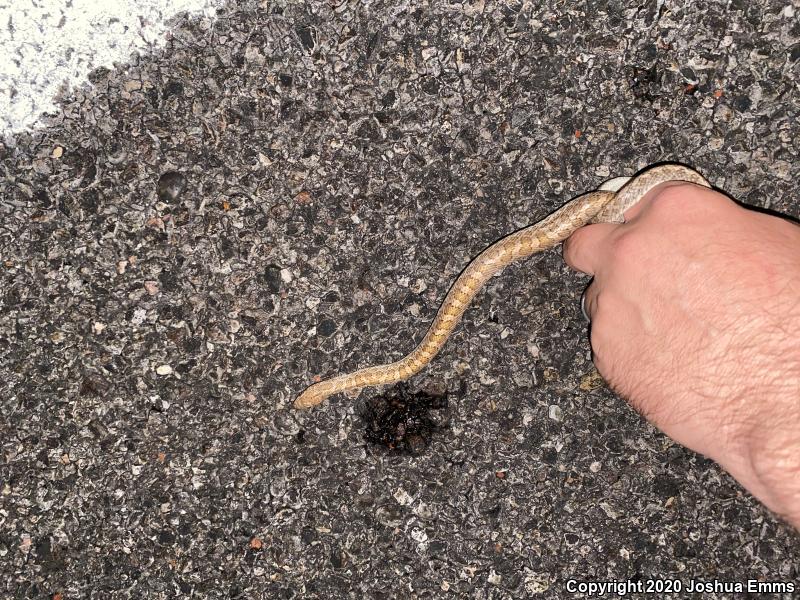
left=263, top=265, right=282, bottom=292
left=157, top=171, right=187, bottom=203
left=394, top=487, right=414, bottom=506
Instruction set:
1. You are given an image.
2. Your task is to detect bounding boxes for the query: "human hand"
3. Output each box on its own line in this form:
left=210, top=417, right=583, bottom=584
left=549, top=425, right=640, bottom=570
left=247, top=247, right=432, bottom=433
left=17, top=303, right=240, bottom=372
left=563, top=181, right=800, bottom=527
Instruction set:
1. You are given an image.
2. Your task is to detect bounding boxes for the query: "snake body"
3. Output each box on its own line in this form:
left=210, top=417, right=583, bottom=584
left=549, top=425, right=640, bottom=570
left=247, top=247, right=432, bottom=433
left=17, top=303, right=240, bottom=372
left=295, top=164, right=710, bottom=409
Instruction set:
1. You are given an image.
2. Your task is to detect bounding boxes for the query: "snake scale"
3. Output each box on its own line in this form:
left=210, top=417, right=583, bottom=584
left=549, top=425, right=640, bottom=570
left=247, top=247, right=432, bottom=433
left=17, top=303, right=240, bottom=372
left=295, top=164, right=710, bottom=409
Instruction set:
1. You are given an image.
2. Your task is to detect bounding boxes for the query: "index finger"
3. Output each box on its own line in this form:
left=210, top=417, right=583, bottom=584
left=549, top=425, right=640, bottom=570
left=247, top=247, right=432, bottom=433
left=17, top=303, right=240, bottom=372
left=562, top=222, right=618, bottom=276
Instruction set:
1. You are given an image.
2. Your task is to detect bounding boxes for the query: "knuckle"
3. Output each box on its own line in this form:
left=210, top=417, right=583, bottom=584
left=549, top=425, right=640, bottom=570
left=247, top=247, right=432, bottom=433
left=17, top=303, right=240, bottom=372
left=647, top=183, right=703, bottom=216
left=607, top=230, right=643, bottom=265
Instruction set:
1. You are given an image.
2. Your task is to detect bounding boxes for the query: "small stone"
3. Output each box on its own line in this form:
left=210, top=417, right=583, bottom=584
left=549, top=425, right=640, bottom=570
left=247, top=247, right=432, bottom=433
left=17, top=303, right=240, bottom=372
left=543, top=367, right=559, bottom=382
left=146, top=216, right=165, bottom=230
left=525, top=574, right=550, bottom=594
left=680, top=66, right=698, bottom=84
left=599, top=502, right=619, bottom=519
left=579, top=369, right=604, bottom=391
left=51, top=146, right=63, bottom=159
left=263, top=265, right=282, bottom=292
left=130, top=308, right=147, bottom=325
left=590, top=461, right=602, bottom=473
left=405, top=433, right=427, bottom=454
left=317, top=318, right=337, bottom=337
left=280, top=268, right=293, bottom=283
left=157, top=171, right=187, bottom=203
left=413, top=501, right=433, bottom=519
left=733, top=95, right=752, bottom=112
left=294, top=190, right=312, bottom=204
left=410, top=278, right=427, bottom=294
left=548, top=405, right=563, bottom=421
left=144, top=280, right=159, bottom=295
left=156, top=365, right=173, bottom=375
left=162, top=80, right=183, bottom=99
left=295, top=24, right=315, bottom=51
left=272, top=413, right=301, bottom=437
left=421, top=47, right=437, bottom=61
left=330, top=548, right=347, bottom=569
left=594, top=165, right=610, bottom=177
left=394, top=487, right=414, bottom=506
left=410, top=528, right=428, bottom=543
left=321, top=290, right=340, bottom=303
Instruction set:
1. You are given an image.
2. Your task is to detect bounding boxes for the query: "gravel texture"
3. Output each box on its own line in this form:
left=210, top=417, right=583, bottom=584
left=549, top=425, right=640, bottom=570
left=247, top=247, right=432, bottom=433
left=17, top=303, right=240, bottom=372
left=2, top=1, right=799, bottom=598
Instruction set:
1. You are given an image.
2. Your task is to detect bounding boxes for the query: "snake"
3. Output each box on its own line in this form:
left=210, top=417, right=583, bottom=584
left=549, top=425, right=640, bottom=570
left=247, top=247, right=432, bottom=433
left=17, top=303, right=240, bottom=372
left=295, top=163, right=710, bottom=409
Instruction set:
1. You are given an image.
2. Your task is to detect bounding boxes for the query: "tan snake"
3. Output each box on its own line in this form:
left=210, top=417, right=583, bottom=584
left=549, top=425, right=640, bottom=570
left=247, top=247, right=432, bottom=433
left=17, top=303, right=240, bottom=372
left=295, top=163, right=710, bottom=409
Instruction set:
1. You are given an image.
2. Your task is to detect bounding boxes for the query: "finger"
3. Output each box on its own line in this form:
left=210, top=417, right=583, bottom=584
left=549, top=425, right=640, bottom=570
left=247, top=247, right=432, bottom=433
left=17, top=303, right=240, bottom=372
left=562, top=222, right=618, bottom=275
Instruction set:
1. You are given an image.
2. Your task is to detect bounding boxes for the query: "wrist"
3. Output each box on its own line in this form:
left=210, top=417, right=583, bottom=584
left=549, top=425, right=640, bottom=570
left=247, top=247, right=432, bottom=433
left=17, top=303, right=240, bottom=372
left=730, top=366, right=800, bottom=527
left=745, top=377, right=800, bottom=526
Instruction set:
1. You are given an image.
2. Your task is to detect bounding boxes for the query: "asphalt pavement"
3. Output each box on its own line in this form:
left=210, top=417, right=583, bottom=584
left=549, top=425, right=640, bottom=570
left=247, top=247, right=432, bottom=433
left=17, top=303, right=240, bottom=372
left=1, top=1, right=798, bottom=597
